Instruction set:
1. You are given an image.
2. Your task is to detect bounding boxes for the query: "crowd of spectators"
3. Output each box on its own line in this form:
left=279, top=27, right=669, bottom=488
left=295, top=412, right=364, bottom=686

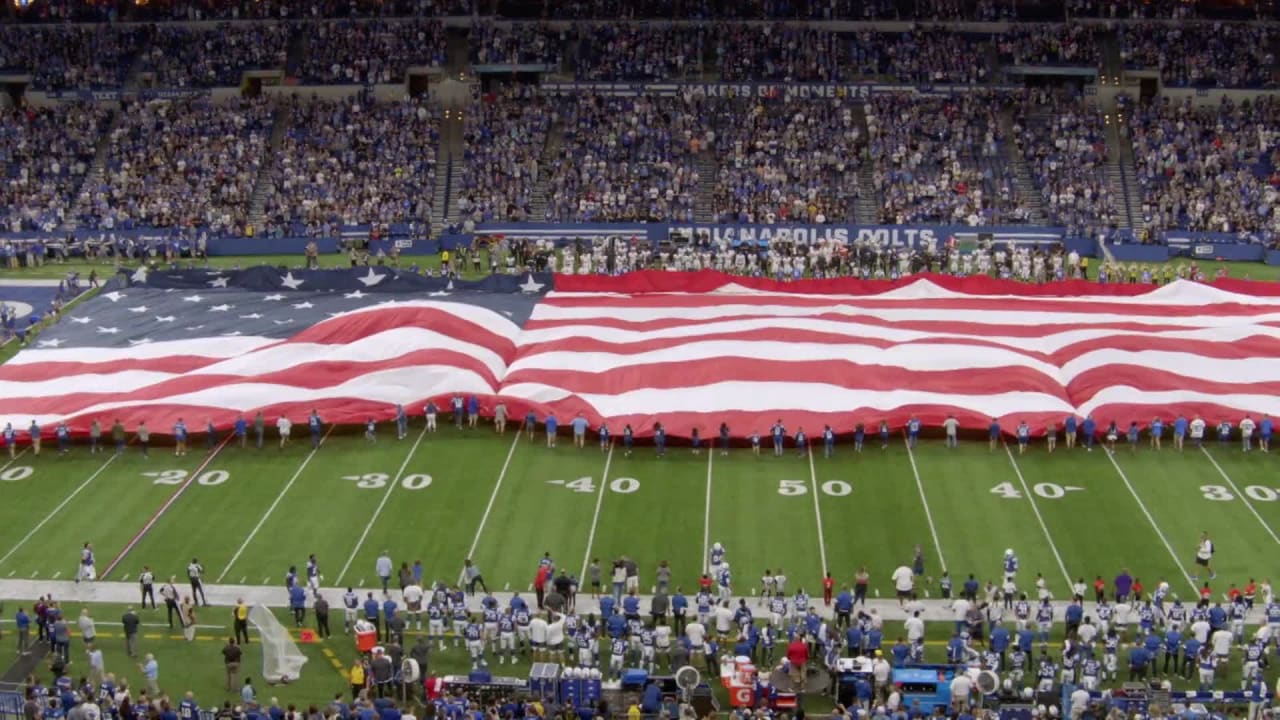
left=542, top=94, right=701, bottom=222
left=716, top=24, right=842, bottom=82
left=0, top=104, right=110, bottom=233
left=706, top=96, right=863, bottom=223
left=470, top=20, right=564, bottom=67
left=996, top=23, right=1102, bottom=66
left=0, top=26, right=146, bottom=90
left=872, top=29, right=989, bottom=84
left=1117, top=22, right=1278, bottom=88
left=1013, top=90, right=1120, bottom=235
left=1129, top=96, right=1280, bottom=237
left=866, top=92, right=1019, bottom=226
left=298, top=19, right=447, bottom=84
left=77, top=97, right=274, bottom=236
left=576, top=23, right=707, bottom=81
left=262, top=94, right=440, bottom=233
left=136, top=24, right=291, bottom=88
left=10, top=0, right=472, bottom=22
left=457, top=86, right=552, bottom=222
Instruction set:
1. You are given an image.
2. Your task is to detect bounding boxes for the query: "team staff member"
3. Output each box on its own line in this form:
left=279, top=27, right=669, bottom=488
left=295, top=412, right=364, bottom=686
left=161, top=577, right=181, bottom=628
left=139, top=566, right=156, bottom=609
left=233, top=599, right=250, bottom=644
left=223, top=638, right=242, bottom=691
left=188, top=558, right=207, bottom=606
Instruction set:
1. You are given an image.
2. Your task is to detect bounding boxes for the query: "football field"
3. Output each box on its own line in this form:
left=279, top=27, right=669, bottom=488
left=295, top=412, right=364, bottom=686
left=1, top=423, right=1278, bottom=601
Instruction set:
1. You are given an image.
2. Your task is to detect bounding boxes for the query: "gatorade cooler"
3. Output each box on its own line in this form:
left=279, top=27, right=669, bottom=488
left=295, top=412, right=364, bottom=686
left=356, top=624, right=377, bottom=653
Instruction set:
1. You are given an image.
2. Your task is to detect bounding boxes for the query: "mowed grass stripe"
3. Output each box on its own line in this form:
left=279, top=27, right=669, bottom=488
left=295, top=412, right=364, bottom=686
left=1111, top=448, right=1276, bottom=590
left=468, top=440, right=606, bottom=587
left=710, top=449, right=824, bottom=594
left=344, top=431, right=514, bottom=588
left=586, top=444, right=705, bottom=593
left=912, top=443, right=1070, bottom=597
left=818, top=446, right=937, bottom=596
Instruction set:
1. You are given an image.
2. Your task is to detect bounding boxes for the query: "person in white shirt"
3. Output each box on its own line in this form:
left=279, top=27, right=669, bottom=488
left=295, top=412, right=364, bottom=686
left=1211, top=627, right=1233, bottom=659
left=1190, top=417, right=1206, bottom=447
left=1241, top=415, right=1257, bottom=451
left=891, top=566, right=914, bottom=604
left=1077, top=618, right=1098, bottom=646
left=685, top=620, right=706, bottom=657
left=1069, top=687, right=1091, bottom=720
left=528, top=613, right=549, bottom=661
left=276, top=415, right=292, bottom=448
left=713, top=602, right=734, bottom=639
left=1195, top=533, right=1216, bottom=580
left=1191, top=618, right=1212, bottom=645
left=403, top=584, right=424, bottom=630
left=952, top=597, right=972, bottom=629
left=1114, top=600, right=1132, bottom=635
left=905, top=612, right=925, bottom=645
left=545, top=613, right=565, bottom=660
left=949, top=673, right=973, bottom=712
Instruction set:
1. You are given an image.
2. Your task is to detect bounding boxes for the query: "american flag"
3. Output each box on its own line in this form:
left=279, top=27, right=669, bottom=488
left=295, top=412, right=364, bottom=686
left=1, top=267, right=1278, bottom=438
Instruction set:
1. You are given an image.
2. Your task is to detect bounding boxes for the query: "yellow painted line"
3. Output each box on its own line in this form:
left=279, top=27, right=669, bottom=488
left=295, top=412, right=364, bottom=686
left=143, top=634, right=163, bottom=640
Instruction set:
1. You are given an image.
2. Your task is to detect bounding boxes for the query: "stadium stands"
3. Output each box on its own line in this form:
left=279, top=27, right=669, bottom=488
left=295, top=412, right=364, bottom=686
left=297, top=19, right=447, bottom=84
left=0, top=103, right=110, bottom=232
left=1117, top=22, right=1278, bottom=88
left=458, top=87, right=552, bottom=223
left=136, top=23, right=291, bottom=87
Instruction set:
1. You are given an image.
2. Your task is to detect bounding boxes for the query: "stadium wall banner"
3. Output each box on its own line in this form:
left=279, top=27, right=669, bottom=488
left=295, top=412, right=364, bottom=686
left=1108, top=241, right=1266, bottom=264
left=42, top=87, right=212, bottom=101
left=538, top=81, right=1022, bottom=99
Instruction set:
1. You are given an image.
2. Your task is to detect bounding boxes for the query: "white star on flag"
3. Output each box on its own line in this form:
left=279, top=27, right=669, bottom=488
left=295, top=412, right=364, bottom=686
left=208, top=276, right=230, bottom=288
left=357, top=268, right=387, bottom=287
left=519, top=275, right=546, bottom=293
left=272, top=319, right=294, bottom=325
left=220, top=331, right=243, bottom=337
left=36, top=338, right=64, bottom=348
left=69, top=317, right=91, bottom=325
left=292, top=301, right=314, bottom=309
left=239, top=313, right=263, bottom=320
left=280, top=272, right=305, bottom=290
left=128, top=338, right=152, bottom=346
left=343, top=290, right=367, bottom=299
left=186, top=324, right=205, bottom=331
left=182, top=294, right=204, bottom=303
left=263, top=294, right=285, bottom=301
left=209, top=304, right=233, bottom=312
left=130, top=266, right=149, bottom=284
left=428, top=288, right=451, bottom=297
left=155, top=316, right=176, bottom=323
left=102, top=291, right=126, bottom=302
left=128, top=306, right=149, bottom=313
left=96, top=326, right=120, bottom=335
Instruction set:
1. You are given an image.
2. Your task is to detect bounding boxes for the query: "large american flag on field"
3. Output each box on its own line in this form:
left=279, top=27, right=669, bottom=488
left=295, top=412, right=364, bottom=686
left=1, top=266, right=1278, bottom=438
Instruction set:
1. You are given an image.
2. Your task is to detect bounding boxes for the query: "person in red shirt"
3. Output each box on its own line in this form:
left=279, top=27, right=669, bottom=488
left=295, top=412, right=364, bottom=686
left=1132, top=578, right=1144, bottom=602
left=1228, top=584, right=1242, bottom=603
left=822, top=572, right=835, bottom=606
left=534, top=565, right=550, bottom=609
left=1093, top=576, right=1106, bottom=603
left=1245, top=579, right=1257, bottom=608
left=785, top=637, right=809, bottom=690
left=699, top=574, right=714, bottom=594
left=1199, top=581, right=1212, bottom=603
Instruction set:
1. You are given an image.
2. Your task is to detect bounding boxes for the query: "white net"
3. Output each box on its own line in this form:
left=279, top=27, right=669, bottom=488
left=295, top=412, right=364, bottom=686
left=248, top=604, right=308, bottom=683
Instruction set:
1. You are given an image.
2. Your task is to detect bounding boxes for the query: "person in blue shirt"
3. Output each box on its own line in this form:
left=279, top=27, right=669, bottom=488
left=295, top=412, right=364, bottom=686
left=1151, top=416, right=1164, bottom=450
left=15, top=607, right=30, bottom=654
left=854, top=423, right=864, bottom=452
left=1162, top=627, right=1183, bottom=674
left=891, top=638, right=910, bottom=667
left=363, top=593, right=381, bottom=639
left=719, top=423, right=730, bottom=456
left=654, top=423, right=666, bottom=457
left=544, top=412, right=558, bottom=448
left=690, top=427, right=701, bottom=455
left=467, top=395, right=480, bottom=429
left=1127, top=421, right=1140, bottom=451
left=173, top=418, right=188, bottom=457
left=990, top=622, right=1010, bottom=665
left=1016, top=421, right=1030, bottom=453
left=1081, top=415, right=1097, bottom=451
left=571, top=413, right=589, bottom=449
left=365, top=418, right=377, bottom=444
left=395, top=404, right=408, bottom=440
left=3, top=423, right=16, bottom=459
left=750, top=431, right=760, bottom=456
left=623, top=424, right=633, bottom=456
left=522, top=408, right=536, bottom=439
left=878, top=419, right=889, bottom=449
left=55, top=423, right=70, bottom=455
left=1174, top=415, right=1188, bottom=451
left=598, top=422, right=610, bottom=451
left=28, top=421, right=40, bottom=456
left=1063, top=415, right=1077, bottom=449
left=988, top=418, right=1001, bottom=451
left=1261, top=415, right=1274, bottom=453
left=833, top=587, right=853, bottom=628
left=206, top=417, right=217, bottom=449
left=288, top=583, right=306, bottom=626
left=822, top=425, right=835, bottom=458
left=906, top=417, right=920, bottom=449
left=671, top=589, right=688, bottom=634
left=793, top=427, right=806, bottom=456
left=308, top=410, right=323, bottom=448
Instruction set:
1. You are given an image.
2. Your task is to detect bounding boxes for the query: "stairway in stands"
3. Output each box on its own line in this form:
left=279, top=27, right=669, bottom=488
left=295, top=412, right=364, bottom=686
left=999, top=107, right=1049, bottom=226
left=693, top=152, right=717, bottom=222
left=245, top=101, right=290, bottom=234
left=432, top=113, right=464, bottom=235
left=527, top=120, right=564, bottom=221
left=1105, top=112, right=1144, bottom=230
left=851, top=104, right=879, bottom=223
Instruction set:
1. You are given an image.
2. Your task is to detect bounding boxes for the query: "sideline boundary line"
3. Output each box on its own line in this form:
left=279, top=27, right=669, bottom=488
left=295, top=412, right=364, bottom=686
left=903, top=433, right=947, bottom=573
left=1199, top=447, right=1280, bottom=546
left=216, top=426, right=334, bottom=582
left=0, top=453, right=117, bottom=570
left=1104, top=450, right=1197, bottom=592
left=337, top=425, right=428, bottom=584
left=1004, top=443, right=1072, bottom=587
left=579, top=441, right=615, bottom=579
left=458, top=431, right=522, bottom=585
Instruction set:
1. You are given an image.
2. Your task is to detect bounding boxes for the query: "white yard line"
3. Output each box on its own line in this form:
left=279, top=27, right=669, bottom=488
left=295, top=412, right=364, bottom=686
left=215, top=426, right=333, bottom=582
left=806, top=446, right=829, bottom=574
left=0, top=449, right=30, bottom=473
left=0, top=454, right=116, bottom=570
left=579, top=441, right=616, bottom=579
left=701, top=449, right=713, bottom=574
left=336, top=426, right=428, bottom=584
left=458, top=431, right=522, bottom=585
left=903, top=434, right=947, bottom=573
left=1104, top=450, right=1198, bottom=592
left=1199, top=447, right=1280, bottom=546
left=1004, top=443, right=1072, bottom=587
